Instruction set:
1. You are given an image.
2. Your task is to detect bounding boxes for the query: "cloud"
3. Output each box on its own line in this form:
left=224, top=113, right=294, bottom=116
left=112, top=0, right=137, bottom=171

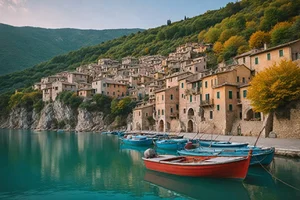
left=0, top=0, right=28, bottom=11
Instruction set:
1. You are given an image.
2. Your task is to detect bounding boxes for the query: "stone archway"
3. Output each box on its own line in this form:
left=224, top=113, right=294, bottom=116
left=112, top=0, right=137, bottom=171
left=136, top=122, right=141, bottom=130
left=187, top=108, right=194, bottom=118
left=159, top=120, right=164, bottom=132
left=187, top=120, right=194, bottom=132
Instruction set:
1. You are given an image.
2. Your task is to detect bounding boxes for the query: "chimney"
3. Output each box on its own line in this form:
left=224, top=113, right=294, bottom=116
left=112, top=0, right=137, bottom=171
left=264, top=43, right=268, bottom=50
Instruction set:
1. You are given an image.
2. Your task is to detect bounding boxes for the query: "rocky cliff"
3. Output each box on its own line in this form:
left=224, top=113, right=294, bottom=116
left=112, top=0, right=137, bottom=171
left=0, top=101, right=129, bottom=131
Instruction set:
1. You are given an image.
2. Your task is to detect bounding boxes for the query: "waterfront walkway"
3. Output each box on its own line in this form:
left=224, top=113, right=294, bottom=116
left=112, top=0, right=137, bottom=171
left=179, top=132, right=300, bottom=157
left=129, top=131, right=300, bottom=157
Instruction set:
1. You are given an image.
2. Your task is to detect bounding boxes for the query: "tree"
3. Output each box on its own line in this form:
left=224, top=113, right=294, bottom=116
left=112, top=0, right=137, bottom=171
left=249, top=31, right=271, bottom=49
left=167, top=19, right=171, bottom=26
left=223, top=36, right=247, bottom=60
left=218, top=29, right=237, bottom=43
left=247, top=60, right=300, bottom=113
left=213, top=42, right=223, bottom=55
left=270, top=22, right=293, bottom=45
left=204, top=27, right=222, bottom=43
left=260, top=7, right=283, bottom=31
left=197, top=30, right=206, bottom=42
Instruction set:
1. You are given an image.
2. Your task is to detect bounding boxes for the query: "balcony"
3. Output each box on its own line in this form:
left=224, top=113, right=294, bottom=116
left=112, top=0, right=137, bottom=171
left=170, top=113, right=179, bottom=119
left=191, top=87, right=202, bottom=95
left=200, top=99, right=214, bottom=107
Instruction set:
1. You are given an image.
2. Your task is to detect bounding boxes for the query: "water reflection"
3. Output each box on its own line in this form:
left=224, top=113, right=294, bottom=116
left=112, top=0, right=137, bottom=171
left=0, top=129, right=300, bottom=200
left=144, top=170, right=250, bottom=200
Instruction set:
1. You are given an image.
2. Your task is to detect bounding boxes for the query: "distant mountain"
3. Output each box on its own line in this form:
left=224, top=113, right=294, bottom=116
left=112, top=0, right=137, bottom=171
left=0, top=23, right=143, bottom=75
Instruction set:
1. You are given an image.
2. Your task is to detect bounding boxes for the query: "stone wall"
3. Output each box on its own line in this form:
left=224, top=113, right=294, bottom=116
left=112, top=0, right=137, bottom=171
left=273, top=102, right=300, bottom=139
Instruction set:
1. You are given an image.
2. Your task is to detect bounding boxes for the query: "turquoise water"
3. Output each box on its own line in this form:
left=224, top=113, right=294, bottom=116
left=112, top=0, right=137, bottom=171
left=0, top=129, right=299, bottom=200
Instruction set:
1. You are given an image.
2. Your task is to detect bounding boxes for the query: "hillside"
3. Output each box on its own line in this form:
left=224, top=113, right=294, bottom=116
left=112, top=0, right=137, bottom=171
left=0, top=23, right=142, bottom=75
left=0, top=0, right=300, bottom=94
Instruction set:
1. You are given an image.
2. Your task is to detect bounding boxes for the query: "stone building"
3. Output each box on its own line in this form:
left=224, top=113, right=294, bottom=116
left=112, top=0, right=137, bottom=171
left=155, top=86, right=179, bottom=132
left=132, top=104, right=155, bottom=131
left=92, top=78, right=127, bottom=98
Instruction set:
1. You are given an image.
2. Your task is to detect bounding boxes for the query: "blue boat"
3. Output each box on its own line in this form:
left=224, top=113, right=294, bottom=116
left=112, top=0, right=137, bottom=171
left=199, top=140, right=248, bottom=148
left=121, top=135, right=153, bottom=146
left=155, top=139, right=189, bottom=150
left=177, top=147, right=275, bottom=166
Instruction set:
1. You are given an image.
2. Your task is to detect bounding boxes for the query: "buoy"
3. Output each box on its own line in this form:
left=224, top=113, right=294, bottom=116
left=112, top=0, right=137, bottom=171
left=144, top=148, right=157, bottom=158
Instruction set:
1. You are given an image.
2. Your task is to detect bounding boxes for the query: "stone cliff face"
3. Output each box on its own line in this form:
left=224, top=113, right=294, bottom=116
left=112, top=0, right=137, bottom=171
left=0, top=101, right=129, bottom=131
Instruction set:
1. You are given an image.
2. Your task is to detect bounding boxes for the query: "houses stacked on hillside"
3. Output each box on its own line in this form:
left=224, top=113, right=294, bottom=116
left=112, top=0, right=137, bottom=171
left=132, top=39, right=300, bottom=136
left=33, top=39, right=300, bottom=136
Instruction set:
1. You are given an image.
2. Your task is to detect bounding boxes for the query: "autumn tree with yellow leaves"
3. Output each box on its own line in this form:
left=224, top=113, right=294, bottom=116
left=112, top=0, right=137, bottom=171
left=247, top=60, right=300, bottom=114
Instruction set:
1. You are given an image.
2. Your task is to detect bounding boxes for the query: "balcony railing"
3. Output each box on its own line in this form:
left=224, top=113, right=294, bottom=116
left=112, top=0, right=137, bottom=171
left=191, top=87, right=202, bottom=94
left=200, top=99, right=214, bottom=107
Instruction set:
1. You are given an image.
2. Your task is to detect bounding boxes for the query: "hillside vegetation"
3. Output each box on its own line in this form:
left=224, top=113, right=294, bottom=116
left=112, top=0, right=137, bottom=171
left=0, top=23, right=142, bottom=75
left=0, top=0, right=300, bottom=95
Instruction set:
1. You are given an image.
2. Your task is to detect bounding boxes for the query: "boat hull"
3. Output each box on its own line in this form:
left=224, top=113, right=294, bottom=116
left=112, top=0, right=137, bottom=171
left=199, top=140, right=248, bottom=148
left=143, top=156, right=251, bottom=179
left=178, top=147, right=275, bottom=166
left=121, top=138, right=153, bottom=146
left=155, top=139, right=188, bottom=150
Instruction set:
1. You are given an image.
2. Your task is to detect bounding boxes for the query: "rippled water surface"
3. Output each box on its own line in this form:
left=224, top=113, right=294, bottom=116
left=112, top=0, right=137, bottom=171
left=0, top=129, right=299, bottom=200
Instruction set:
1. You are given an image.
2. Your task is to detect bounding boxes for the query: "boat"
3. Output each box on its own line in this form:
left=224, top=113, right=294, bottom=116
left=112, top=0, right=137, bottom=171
left=199, top=140, right=248, bottom=148
left=121, top=135, right=153, bottom=146
left=142, top=150, right=252, bottom=179
left=155, top=139, right=189, bottom=150
left=178, top=147, right=275, bottom=166
left=57, top=129, right=64, bottom=133
left=155, top=139, right=198, bottom=150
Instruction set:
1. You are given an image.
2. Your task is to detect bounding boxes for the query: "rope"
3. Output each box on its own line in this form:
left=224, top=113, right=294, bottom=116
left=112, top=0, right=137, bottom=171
left=256, top=158, right=300, bottom=192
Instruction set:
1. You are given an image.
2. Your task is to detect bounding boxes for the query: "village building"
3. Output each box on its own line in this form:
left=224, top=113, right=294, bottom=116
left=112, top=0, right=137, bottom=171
left=51, top=81, right=77, bottom=101
left=92, top=78, right=127, bottom=98
left=67, top=72, right=90, bottom=84
left=132, top=104, right=155, bottom=131
left=155, top=86, right=179, bottom=132
left=77, top=87, right=95, bottom=98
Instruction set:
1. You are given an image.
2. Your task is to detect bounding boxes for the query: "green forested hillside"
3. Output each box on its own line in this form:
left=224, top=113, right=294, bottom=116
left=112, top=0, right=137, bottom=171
left=0, top=0, right=300, bottom=94
left=0, top=23, right=142, bottom=75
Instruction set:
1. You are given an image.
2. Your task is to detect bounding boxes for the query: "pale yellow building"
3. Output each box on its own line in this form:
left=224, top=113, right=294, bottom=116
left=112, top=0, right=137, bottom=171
left=132, top=104, right=155, bottom=131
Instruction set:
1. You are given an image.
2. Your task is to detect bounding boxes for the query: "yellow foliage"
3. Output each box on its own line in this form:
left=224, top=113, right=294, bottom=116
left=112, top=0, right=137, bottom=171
left=247, top=60, right=300, bottom=113
left=223, top=36, right=247, bottom=50
left=197, top=30, right=206, bottom=42
left=213, top=42, right=223, bottom=54
left=270, top=21, right=292, bottom=33
left=246, top=21, right=256, bottom=29
left=249, top=31, right=271, bottom=49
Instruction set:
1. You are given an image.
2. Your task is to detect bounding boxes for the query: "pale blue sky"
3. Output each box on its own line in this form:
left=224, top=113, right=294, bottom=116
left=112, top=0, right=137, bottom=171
left=0, top=0, right=234, bottom=30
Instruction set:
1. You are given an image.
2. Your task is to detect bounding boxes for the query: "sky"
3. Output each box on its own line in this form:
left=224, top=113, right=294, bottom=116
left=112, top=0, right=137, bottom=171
left=0, top=0, right=234, bottom=30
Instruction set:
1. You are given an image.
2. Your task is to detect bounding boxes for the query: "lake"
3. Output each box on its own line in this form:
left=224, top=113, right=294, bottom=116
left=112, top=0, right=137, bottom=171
left=0, top=129, right=299, bottom=200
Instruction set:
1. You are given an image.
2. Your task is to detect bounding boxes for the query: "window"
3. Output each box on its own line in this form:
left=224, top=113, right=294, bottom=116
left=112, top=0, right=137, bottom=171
left=237, top=91, right=240, bottom=99
left=183, top=109, right=186, bottom=114
left=205, top=94, right=210, bottom=100
left=217, top=105, right=220, bottom=111
left=242, top=77, right=245, bottom=83
left=205, top=81, right=208, bottom=88
left=279, top=49, right=284, bottom=57
left=217, top=92, right=220, bottom=99
left=162, top=109, right=164, bottom=115
left=139, top=111, right=141, bottom=116
left=296, top=53, right=299, bottom=60
left=255, top=57, right=259, bottom=65
left=190, top=95, right=192, bottom=102
left=170, top=94, right=173, bottom=100
left=229, top=91, right=233, bottom=99
left=171, top=108, right=173, bottom=113
left=209, top=111, right=213, bottom=119
left=107, top=92, right=109, bottom=95
left=196, top=67, right=198, bottom=71
left=162, top=95, right=164, bottom=101
left=229, top=104, right=233, bottom=111
left=243, top=90, right=247, bottom=98
left=113, top=92, right=115, bottom=95
left=243, top=57, right=245, bottom=64
left=181, top=82, right=184, bottom=88
left=176, top=104, right=179, bottom=110
left=181, top=94, right=184, bottom=98
left=146, top=113, right=148, bottom=117
left=267, top=53, right=271, bottom=60
left=158, top=110, right=160, bottom=115
left=237, top=76, right=240, bottom=83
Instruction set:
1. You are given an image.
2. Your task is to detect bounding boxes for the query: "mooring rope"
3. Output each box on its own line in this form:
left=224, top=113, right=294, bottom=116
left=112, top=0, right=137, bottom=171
left=257, top=159, right=300, bottom=192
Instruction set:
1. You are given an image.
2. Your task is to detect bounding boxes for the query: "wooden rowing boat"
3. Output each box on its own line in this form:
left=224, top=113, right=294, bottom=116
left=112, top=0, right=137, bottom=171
left=142, top=150, right=252, bottom=180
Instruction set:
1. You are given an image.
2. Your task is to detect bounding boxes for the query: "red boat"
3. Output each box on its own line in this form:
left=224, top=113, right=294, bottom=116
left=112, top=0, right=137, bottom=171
left=142, top=150, right=252, bottom=180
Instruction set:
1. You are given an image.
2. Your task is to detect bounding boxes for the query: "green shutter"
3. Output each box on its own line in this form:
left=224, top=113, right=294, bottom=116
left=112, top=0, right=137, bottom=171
left=229, top=91, right=233, bottom=99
